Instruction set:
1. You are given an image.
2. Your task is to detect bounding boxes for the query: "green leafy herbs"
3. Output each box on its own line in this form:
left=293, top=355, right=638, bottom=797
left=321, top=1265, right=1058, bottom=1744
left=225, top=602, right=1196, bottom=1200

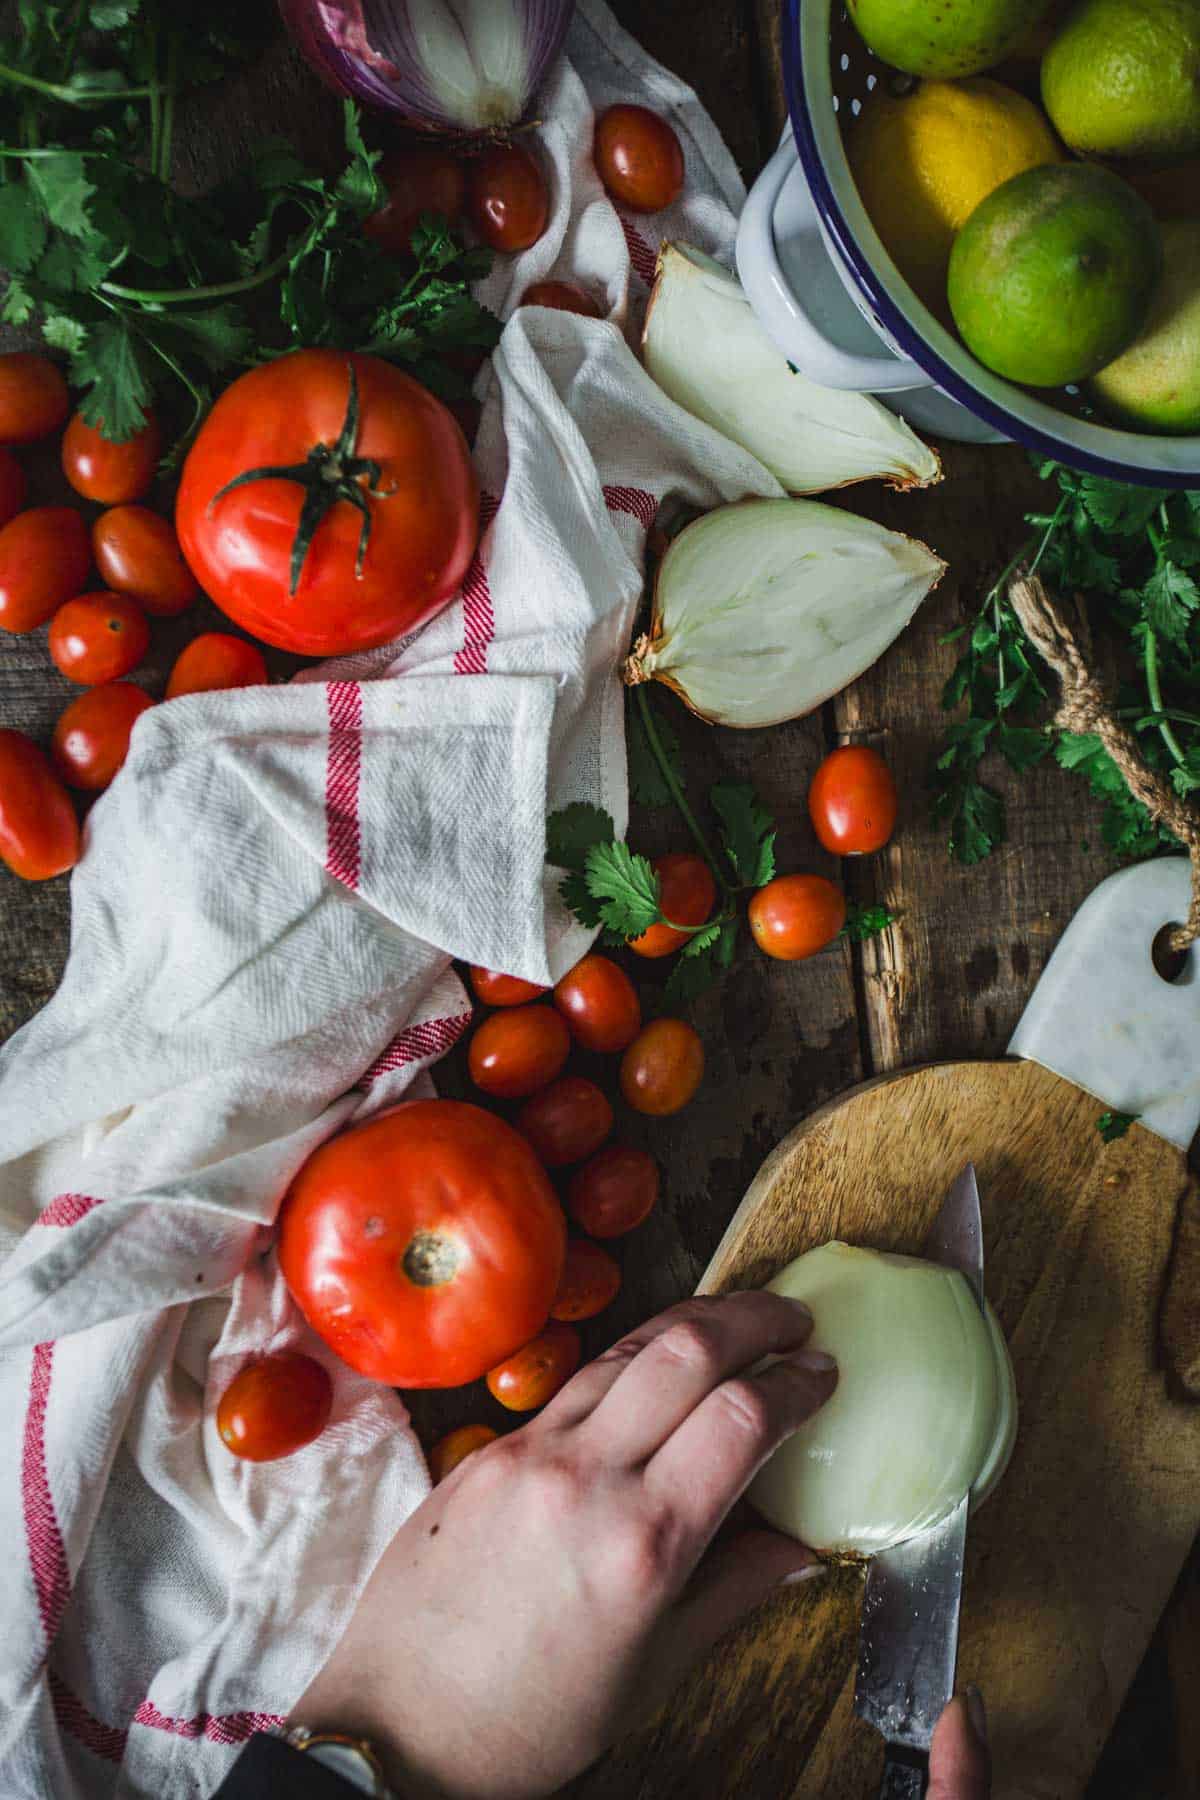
left=1097, top=1109, right=1139, bottom=1143
left=0, top=4, right=499, bottom=457
left=842, top=902, right=896, bottom=944
left=932, top=462, right=1200, bottom=866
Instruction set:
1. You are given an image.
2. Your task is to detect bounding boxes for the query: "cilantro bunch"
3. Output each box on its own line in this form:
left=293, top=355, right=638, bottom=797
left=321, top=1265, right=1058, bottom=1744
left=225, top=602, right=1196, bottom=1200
left=0, top=1, right=499, bottom=457
left=932, top=462, right=1200, bottom=865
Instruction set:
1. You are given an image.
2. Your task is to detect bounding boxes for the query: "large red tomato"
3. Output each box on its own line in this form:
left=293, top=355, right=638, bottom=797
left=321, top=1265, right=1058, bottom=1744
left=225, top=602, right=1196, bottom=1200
left=278, top=1099, right=566, bottom=1389
left=175, top=350, right=479, bottom=656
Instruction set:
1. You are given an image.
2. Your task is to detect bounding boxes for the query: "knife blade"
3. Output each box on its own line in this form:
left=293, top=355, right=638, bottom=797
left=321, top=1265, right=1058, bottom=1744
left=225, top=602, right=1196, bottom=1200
left=853, top=1164, right=985, bottom=1793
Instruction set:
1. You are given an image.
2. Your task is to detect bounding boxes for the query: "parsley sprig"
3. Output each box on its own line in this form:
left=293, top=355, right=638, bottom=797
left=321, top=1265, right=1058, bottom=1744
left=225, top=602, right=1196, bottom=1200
left=932, top=463, right=1200, bottom=865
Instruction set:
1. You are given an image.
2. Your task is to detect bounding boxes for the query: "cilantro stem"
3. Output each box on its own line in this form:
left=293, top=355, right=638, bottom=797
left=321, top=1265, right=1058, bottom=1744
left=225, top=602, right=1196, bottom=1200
left=158, top=33, right=179, bottom=183
left=634, top=686, right=728, bottom=895
left=1124, top=706, right=1200, bottom=732
left=59, top=1, right=87, bottom=83
left=0, top=63, right=154, bottom=104
left=100, top=244, right=297, bottom=305
left=146, top=19, right=162, bottom=187
left=1143, top=627, right=1187, bottom=766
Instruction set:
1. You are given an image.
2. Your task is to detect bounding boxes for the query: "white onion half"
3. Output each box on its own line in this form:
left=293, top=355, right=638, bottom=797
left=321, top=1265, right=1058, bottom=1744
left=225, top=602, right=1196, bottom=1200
left=642, top=244, right=941, bottom=495
left=748, top=1243, right=1017, bottom=1558
left=624, top=498, right=945, bottom=728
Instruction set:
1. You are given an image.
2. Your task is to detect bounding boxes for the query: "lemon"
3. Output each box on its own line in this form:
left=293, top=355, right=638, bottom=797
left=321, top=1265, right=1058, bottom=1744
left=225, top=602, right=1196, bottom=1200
left=848, top=79, right=1061, bottom=314
left=947, top=163, right=1163, bottom=386
left=847, top=0, right=1053, bottom=78
left=1091, top=222, right=1200, bottom=433
left=1042, top=0, right=1200, bottom=159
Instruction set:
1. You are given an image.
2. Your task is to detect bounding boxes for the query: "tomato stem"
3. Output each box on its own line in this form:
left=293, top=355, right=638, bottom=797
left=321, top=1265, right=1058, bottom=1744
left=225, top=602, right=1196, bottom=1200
left=634, top=686, right=730, bottom=896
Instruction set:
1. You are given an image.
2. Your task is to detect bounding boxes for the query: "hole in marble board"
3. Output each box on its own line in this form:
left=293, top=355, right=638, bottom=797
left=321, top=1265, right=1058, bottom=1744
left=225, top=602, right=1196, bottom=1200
left=1152, top=922, right=1191, bottom=984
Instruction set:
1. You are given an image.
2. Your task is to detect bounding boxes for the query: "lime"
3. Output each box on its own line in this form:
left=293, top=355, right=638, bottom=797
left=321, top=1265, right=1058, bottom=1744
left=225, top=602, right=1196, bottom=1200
left=946, top=163, right=1163, bottom=386
left=847, top=0, right=1053, bottom=78
left=1042, top=0, right=1200, bottom=159
left=848, top=78, right=1060, bottom=313
left=1091, top=222, right=1200, bottom=433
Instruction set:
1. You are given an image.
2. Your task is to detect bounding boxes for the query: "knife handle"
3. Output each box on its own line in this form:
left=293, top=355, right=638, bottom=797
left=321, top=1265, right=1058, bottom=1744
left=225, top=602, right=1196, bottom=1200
left=878, top=1744, right=929, bottom=1799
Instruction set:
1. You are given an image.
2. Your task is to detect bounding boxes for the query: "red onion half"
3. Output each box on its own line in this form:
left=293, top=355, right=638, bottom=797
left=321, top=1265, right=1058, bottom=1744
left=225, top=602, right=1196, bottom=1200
left=280, top=0, right=575, bottom=133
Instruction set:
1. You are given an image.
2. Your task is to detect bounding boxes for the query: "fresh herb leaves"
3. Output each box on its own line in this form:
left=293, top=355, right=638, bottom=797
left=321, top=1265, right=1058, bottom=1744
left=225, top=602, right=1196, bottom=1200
left=1097, top=1109, right=1139, bottom=1142
left=842, top=902, right=896, bottom=943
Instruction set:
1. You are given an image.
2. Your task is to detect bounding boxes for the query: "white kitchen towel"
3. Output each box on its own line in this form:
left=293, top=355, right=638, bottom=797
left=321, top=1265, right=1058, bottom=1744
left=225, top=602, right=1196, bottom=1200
left=0, top=6, right=783, bottom=1796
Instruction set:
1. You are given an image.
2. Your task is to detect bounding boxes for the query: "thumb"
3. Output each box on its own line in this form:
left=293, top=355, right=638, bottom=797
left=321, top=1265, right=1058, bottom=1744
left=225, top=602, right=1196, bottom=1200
left=929, top=1690, right=991, bottom=1800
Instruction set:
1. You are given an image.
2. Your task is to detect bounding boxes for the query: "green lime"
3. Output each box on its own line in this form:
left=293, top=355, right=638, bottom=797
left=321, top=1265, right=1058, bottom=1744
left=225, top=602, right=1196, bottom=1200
left=1042, top=0, right=1200, bottom=159
left=947, top=163, right=1163, bottom=386
left=847, top=0, right=1053, bottom=78
left=1091, top=222, right=1200, bottom=433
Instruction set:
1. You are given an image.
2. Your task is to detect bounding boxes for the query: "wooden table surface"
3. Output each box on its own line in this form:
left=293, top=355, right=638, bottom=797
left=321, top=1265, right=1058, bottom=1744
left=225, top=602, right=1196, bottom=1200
left=0, top=5, right=1193, bottom=1795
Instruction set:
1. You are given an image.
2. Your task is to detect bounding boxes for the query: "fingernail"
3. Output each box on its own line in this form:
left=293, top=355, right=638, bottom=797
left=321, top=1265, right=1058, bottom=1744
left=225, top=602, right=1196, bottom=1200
left=792, top=1347, right=837, bottom=1374
left=781, top=1563, right=826, bottom=1587
left=966, top=1685, right=988, bottom=1748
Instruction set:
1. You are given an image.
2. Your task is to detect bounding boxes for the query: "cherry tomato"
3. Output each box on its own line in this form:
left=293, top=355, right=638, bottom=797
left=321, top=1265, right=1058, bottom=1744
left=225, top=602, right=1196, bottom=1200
left=550, top=1237, right=622, bottom=1322
left=61, top=409, right=161, bottom=505
left=486, top=1322, right=581, bottom=1412
left=553, top=954, right=641, bottom=1054
left=166, top=633, right=269, bottom=700
left=48, top=593, right=150, bottom=686
left=176, top=350, right=478, bottom=656
left=364, top=147, right=466, bottom=255
left=567, top=1144, right=659, bottom=1239
left=429, top=1423, right=498, bottom=1484
left=467, top=1003, right=571, bottom=1100
left=0, top=507, right=91, bottom=634
left=0, top=353, right=69, bottom=445
left=748, top=874, right=846, bottom=961
left=279, top=1099, right=566, bottom=1389
left=629, top=853, right=717, bottom=958
left=0, top=730, right=79, bottom=881
left=469, top=966, right=548, bottom=1007
left=594, top=104, right=685, bottom=213
left=216, top=1351, right=333, bottom=1462
left=808, top=745, right=898, bottom=856
left=466, top=143, right=549, bottom=252
left=0, top=448, right=28, bottom=528
left=516, top=1075, right=614, bottom=1169
left=52, top=683, right=154, bottom=792
left=520, top=281, right=602, bottom=317
left=619, top=1017, right=704, bottom=1117
left=92, top=505, right=200, bottom=618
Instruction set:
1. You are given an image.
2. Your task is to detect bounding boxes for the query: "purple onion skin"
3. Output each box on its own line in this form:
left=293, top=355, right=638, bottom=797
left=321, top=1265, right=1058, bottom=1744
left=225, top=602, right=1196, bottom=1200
left=278, top=0, right=575, bottom=135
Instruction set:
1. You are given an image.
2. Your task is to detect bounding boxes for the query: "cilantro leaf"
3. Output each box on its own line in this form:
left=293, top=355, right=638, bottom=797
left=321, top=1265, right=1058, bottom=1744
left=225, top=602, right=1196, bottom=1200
left=662, top=943, right=720, bottom=1009
left=997, top=725, right=1051, bottom=772
left=1097, top=1109, right=1139, bottom=1142
left=1, top=279, right=35, bottom=326
left=546, top=803, right=615, bottom=872
left=710, top=781, right=776, bottom=887
left=0, top=182, right=47, bottom=273
left=627, top=693, right=684, bottom=809
left=558, top=869, right=605, bottom=930
left=680, top=918, right=723, bottom=957
left=582, top=841, right=661, bottom=937
left=70, top=312, right=155, bottom=439
left=842, top=902, right=896, bottom=943
left=1078, top=478, right=1168, bottom=538
left=27, top=154, right=95, bottom=238
left=1142, top=559, right=1200, bottom=647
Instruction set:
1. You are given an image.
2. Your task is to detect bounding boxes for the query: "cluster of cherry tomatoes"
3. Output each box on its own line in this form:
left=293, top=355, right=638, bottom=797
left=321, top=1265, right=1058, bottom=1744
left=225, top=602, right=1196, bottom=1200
left=0, top=352, right=271, bottom=884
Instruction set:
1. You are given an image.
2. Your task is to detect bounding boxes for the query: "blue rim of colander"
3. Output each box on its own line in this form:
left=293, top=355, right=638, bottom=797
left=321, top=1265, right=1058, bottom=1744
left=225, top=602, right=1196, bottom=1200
left=781, top=0, right=1198, bottom=489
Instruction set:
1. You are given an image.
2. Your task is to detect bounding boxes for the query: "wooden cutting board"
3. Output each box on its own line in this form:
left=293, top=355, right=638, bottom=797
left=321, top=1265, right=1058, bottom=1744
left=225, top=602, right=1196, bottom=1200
left=565, top=863, right=1200, bottom=1800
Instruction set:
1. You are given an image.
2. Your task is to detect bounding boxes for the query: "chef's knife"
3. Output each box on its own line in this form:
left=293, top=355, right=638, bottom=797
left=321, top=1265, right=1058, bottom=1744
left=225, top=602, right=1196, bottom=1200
left=853, top=1163, right=985, bottom=1799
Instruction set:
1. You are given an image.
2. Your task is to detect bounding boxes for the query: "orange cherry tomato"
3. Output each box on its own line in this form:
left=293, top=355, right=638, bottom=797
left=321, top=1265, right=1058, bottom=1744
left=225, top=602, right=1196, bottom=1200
left=429, top=1423, right=498, bottom=1484
left=629, top=853, right=717, bottom=958
left=364, top=147, right=466, bottom=255
left=216, top=1351, right=333, bottom=1462
left=466, top=143, right=549, bottom=252
left=594, top=104, right=685, bottom=213
left=279, top=1099, right=566, bottom=1389
left=0, top=730, right=79, bottom=881
left=567, top=1144, right=659, bottom=1239
left=0, top=507, right=91, bottom=633
left=92, top=505, right=200, bottom=617
left=61, top=409, right=161, bottom=504
left=166, top=633, right=269, bottom=700
left=748, top=874, right=846, bottom=961
left=0, top=447, right=28, bottom=527
left=520, top=280, right=602, bottom=317
left=467, top=1003, right=571, bottom=1100
left=553, top=954, right=641, bottom=1054
left=487, top=1322, right=581, bottom=1412
left=619, top=1018, right=704, bottom=1117
left=516, top=1075, right=614, bottom=1169
left=0, top=353, right=69, bottom=444
left=808, top=745, right=898, bottom=856
left=52, top=683, right=154, bottom=791
left=48, top=592, right=150, bottom=686
left=469, top=965, right=548, bottom=1007
left=550, top=1237, right=622, bottom=1322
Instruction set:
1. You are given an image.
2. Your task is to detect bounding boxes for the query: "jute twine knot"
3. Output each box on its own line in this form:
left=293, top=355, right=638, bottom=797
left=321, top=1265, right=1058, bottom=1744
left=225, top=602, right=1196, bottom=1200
left=1008, top=572, right=1200, bottom=953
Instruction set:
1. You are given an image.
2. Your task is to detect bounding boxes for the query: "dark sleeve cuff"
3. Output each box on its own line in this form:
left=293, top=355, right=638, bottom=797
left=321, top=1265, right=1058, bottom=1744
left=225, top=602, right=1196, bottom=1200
left=211, top=1731, right=366, bottom=1799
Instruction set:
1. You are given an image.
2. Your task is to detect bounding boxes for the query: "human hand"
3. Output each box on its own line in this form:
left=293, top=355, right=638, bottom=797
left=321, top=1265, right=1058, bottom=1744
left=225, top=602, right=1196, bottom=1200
left=292, top=1291, right=837, bottom=1799
left=930, top=1689, right=991, bottom=1799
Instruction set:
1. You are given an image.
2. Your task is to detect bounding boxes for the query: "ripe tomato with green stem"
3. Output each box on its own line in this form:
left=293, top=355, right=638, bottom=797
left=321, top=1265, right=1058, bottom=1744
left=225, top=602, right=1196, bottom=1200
left=468, top=1004, right=571, bottom=1100
left=749, top=874, right=846, bottom=961
left=93, top=505, right=200, bottom=617
left=487, top=1322, right=581, bottom=1412
left=216, top=1352, right=333, bottom=1462
left=567, top=1145, right=659, bottom=1239
left=0, top=508, right=91, bottom=633
left=62, top=409, right=161, bottom=504
left=553, top=954, right=641, bottom=1054
left=364, top=147, right=466, bottom=256
left=0, top=353, right=69, bottom=444
left=48, top=593, right=150, bottom=686
left=166, top=634, right=268, bottom=700
left=808, top=745, right=898, bottom=856
left=52, top=683, right=154, bottom=791
left=0, top=730, right=79, bottom=880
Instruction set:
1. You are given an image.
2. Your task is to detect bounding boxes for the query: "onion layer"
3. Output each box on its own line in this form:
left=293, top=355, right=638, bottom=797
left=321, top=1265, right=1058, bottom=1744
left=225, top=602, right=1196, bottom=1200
left=642, top=244, right=941, bottom=495
left=748, top=1242, right=1017, bottom=1557
left=624, top=498, right=945, bottom=729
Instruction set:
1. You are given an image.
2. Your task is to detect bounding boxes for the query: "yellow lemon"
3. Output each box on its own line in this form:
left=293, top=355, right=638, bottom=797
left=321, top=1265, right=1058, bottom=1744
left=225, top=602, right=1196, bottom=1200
left=847, top=77, right=1061, bottom=315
